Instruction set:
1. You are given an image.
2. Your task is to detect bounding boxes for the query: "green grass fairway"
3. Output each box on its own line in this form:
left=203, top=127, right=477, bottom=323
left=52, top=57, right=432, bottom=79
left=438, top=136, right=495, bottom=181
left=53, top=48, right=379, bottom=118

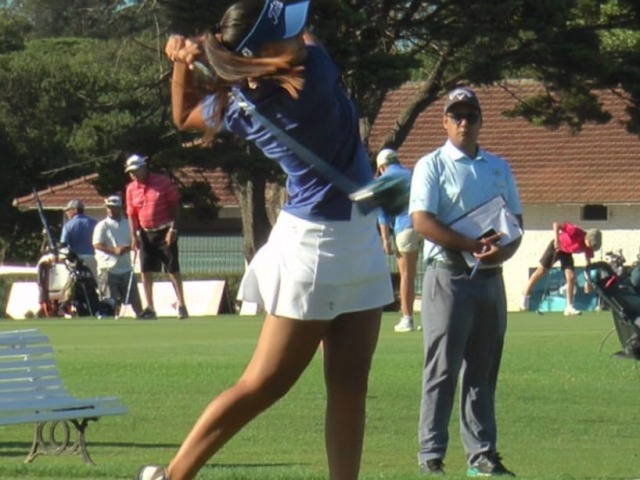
left=0, top=311, right=638, bottom=479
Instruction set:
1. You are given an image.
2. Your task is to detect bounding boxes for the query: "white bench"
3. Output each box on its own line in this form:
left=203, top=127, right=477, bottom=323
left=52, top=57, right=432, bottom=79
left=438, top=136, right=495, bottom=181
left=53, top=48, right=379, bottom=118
left=0, top=328, right=127, bottom=465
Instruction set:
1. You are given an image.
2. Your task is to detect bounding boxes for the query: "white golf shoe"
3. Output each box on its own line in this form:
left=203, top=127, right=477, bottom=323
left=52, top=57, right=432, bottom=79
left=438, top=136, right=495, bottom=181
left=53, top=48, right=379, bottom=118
left=520, top=295, right=530, bottom=311
left=394, top=316, right=415, bottom=333
left=136, top=465, right=169, bottom=480
left=564, top=305, right=581, bottom=316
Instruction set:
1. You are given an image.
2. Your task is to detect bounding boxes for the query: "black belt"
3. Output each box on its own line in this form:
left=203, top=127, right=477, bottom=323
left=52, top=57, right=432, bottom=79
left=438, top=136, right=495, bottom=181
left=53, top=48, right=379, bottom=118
left=425, top=258, right=502, bottom=278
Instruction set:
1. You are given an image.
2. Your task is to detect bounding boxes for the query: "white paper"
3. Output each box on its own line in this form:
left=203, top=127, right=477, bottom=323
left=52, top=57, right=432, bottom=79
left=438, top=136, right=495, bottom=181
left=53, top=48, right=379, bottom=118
left=448, top=196, right=523, bottom=268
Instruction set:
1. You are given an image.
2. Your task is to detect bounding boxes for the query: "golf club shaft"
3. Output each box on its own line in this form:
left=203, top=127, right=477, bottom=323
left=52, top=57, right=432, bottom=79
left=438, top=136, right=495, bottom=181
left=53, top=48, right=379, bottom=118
left=122, top=250, right=137, bottom=316
left=32, top=188, right=57, bottom=255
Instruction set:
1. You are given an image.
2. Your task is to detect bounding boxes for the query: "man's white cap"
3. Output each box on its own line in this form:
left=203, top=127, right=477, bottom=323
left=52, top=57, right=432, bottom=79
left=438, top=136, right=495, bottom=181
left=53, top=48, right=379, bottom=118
left=124, top=154, right=148, bottom=173
left=104, top=195, right=122, bottom=207
left=376, top=148, right=399, bottom=168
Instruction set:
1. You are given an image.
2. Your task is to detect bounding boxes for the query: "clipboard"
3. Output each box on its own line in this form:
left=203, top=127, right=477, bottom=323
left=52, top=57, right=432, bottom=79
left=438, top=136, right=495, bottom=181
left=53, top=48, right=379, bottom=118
left=448, top=196, right=523, bottom=268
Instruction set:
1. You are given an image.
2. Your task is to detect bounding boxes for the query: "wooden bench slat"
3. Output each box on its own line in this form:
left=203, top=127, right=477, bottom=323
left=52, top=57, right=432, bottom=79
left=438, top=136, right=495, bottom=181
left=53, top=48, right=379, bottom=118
left=0, top=388, right=70, bottom=401
left=0, top=346, right=54, bottom=358
left=0, top=394, right=124, bottom=411
left=0, top=367, right=59, bottom=378
left=0, top=358, right=58, bottom=370
left=0, top=331, right=48, bottom=345
left=0, top=406, right=128, bottom=426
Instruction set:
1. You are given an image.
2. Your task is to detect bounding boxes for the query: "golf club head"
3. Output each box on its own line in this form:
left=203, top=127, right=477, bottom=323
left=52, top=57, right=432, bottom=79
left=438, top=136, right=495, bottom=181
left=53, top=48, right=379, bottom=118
left=349, top=176, right=410, bottom=216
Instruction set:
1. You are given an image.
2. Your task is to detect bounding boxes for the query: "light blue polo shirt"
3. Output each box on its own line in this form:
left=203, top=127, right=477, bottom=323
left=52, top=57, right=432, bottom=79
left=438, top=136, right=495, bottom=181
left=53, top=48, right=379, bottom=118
left=409, top=140, right=522, bottom=260
left=201, top=45, right=372, bottom=222
left=377, top=163, right=413, bottom=234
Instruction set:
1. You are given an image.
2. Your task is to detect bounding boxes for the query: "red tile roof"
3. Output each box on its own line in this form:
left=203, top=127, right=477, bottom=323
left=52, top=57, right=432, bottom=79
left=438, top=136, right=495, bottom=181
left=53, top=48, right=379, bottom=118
left=368, top=80, right=640, bottom=204
left=14, top=80, right=640, bottom=210
left=12, top=167, right=238, bottom=211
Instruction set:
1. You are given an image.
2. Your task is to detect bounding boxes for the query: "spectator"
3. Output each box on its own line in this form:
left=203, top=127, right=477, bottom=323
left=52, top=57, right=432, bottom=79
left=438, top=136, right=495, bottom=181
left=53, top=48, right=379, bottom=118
left=135, top=1, right=394, bottom=479
left=92, top=195, right=143, bottom=318
left=409, top=86, right=523, bottom=476
left=60, top=198, right=97, bottom=279
left=521, top=222, right=601, bottom=315
left=376, top=148, right=421, bottom=333
left=124, top=154, right=189, bottom=320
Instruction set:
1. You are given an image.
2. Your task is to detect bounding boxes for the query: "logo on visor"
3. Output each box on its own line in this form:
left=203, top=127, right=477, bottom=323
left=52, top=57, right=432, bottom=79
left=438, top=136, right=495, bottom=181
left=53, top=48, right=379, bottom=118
left=268, top=0, right=283, bottom=25
left=449, top=89, right=473, bottom=101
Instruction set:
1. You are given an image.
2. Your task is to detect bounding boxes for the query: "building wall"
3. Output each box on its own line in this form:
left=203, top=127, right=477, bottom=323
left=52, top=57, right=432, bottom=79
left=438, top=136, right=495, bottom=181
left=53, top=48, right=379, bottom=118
left=504, top=203, right=640, bottom=311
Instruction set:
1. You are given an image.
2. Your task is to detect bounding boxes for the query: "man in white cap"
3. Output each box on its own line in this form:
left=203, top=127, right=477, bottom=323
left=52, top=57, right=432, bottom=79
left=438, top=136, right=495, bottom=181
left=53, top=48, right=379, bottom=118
left=60, top=198, right=98, bottom=279
left=376, top=148, right=421, bottom=333
left=124, top=154, right=188, bottom=319
left=93, top=195, right=143, bottom=318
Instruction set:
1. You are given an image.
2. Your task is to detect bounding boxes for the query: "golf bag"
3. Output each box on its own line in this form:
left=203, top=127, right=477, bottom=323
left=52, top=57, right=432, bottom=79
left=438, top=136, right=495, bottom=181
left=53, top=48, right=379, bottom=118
left=584, top=261, right=640, bottom=359
left=37, top=249, right=110, bottom=318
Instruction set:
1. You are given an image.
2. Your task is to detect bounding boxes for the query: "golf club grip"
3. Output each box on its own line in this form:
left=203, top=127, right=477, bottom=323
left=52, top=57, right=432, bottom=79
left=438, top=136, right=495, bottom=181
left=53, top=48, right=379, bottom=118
left=32, top=188, right=57, bottom=255
left=233, top=92, right=360, bottom=196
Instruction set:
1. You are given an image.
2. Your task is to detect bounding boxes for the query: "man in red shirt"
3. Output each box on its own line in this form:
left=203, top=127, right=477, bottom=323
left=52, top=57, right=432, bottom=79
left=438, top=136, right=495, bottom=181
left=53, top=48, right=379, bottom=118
left=125, top=154, right=188, bottom=319
left=521, top=222, right=602, bottom=315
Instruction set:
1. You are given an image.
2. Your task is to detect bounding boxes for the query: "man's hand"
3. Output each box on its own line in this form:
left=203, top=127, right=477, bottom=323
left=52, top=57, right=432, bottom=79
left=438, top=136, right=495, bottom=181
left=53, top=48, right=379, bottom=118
left=166, top=229, right=178, bottom=245
left=114, top=245, right=131, bottom=256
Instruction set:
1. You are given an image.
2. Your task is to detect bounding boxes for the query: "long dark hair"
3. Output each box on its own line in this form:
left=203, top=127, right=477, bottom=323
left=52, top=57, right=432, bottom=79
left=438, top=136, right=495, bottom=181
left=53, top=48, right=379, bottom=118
left=201, top=0, right=306, bottom=136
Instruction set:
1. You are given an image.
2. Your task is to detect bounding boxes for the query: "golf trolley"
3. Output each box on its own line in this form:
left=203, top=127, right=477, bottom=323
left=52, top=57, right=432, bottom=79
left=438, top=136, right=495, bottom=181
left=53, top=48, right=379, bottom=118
left=584, top=261, right=640, bottom=360
left=36, top=248, right=108, bottom=318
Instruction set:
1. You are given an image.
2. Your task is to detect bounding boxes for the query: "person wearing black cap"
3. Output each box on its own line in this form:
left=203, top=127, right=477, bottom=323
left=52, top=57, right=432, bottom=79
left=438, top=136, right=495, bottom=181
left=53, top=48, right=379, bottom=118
left=409, top=86, right=523, bottom=476
left=60, top=198, right=98, bottom=279
left=138, top=1, right=394, bottom=479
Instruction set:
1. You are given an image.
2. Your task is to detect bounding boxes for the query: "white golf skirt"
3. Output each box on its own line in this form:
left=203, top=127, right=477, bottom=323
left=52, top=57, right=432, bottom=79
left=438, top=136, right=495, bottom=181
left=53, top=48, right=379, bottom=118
left=238, top=207, right=394, bottom=320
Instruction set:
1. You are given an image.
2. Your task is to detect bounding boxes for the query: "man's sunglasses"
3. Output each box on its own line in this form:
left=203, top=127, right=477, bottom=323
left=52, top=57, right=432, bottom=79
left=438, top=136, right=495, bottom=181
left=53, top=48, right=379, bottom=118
left=446, top=111, right=481, bottom=125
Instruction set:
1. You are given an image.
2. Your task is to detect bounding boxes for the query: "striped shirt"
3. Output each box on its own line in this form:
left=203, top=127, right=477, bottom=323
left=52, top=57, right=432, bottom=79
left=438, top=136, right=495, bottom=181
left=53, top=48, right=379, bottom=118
left=125, top=172, right=180, bottom=230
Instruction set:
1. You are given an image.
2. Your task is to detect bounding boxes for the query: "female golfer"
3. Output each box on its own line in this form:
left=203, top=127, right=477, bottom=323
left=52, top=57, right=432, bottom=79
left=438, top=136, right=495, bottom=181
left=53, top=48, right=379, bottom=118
left=136, top=1, right=393, bottom=479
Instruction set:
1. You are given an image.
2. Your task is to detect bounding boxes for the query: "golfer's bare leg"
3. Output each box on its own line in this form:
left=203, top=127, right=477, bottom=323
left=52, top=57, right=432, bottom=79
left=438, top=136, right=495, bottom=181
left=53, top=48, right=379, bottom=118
left=322, top=308, right=382, bottom=480
left=523, top=265, right=548, bottom=296
left=397, top=251, right=418, bottom=318
left=565, top=268, right=576, bottom=306
left=168, top=272, right=186, bottom=307
left=167, top=315, right=330, bottom=480
left=141, top=272, right=155, bottom=311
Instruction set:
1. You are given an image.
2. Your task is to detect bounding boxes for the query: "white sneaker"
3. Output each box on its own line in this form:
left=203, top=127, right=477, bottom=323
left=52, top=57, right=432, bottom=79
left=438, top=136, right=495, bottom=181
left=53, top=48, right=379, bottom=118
left=394, top=316, right=415, bottom=333
left=136, top=465, right=169, bottom=480
left=564, top=305, right=581, bottom=316
left=520, top=295, right=530, bottom=311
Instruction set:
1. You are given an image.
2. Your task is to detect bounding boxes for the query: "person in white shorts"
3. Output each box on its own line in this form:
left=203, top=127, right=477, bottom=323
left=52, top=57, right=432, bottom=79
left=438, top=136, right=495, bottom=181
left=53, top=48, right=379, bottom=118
left=137, top=2, right=394, bottom=480
left=376, top=148, right=422, bottom=332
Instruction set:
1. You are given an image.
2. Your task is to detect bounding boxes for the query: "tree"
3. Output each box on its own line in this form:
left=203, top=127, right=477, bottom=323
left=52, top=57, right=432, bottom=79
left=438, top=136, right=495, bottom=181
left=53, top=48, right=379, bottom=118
left=307, top=0, right=640, bottom=150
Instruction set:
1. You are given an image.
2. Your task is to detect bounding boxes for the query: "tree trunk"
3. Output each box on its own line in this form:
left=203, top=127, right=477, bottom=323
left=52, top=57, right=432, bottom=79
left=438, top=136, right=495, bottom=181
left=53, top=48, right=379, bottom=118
left=229, top=171, right=273, bottom=262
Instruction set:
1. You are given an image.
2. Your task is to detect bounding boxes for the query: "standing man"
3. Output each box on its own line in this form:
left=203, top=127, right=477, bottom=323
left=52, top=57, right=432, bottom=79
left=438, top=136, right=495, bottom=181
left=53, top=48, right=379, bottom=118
left=124, top=154, right=189, bottom=319
left=60, top=198, right=98, bottom=279
left=92, top=195, right=143, bottom=318
left=409, top=87, right=522, bottom=476
left=376, top=148, right=422, bottom=333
